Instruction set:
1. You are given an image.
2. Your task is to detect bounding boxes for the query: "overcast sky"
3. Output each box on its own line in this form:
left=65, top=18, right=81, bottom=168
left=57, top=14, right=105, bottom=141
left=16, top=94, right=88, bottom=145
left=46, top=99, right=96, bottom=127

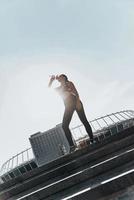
left=0, top=0, right=134, bottom=168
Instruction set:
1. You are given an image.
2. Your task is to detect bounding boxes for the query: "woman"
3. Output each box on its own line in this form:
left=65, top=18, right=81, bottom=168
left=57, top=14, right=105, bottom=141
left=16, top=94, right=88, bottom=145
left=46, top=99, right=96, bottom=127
left=48, top=74, right=94, bottom=152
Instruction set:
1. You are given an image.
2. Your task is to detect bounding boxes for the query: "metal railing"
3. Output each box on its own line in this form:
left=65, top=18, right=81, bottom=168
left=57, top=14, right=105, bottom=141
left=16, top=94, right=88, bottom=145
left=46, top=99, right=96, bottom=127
left=0, top=148, right=36, bottom=182
left=72, top=110, right=134, bottom=141
left=1, top=148, right=33, bottom=173
left=0, top=110, right=134, bottom=182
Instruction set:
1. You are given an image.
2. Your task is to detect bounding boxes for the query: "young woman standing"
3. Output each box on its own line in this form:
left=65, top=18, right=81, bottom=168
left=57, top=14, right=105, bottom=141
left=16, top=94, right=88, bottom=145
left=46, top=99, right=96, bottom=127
left=48, top=74, right=94, bottom=152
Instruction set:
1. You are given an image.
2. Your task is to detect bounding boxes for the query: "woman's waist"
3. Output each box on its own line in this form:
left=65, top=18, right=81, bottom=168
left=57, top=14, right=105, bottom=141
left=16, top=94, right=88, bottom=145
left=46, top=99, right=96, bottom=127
left=61, top=91, right=75, bottom=98
left=63, top=92, right=77, bottom=100
left=63, top=93, right=78, bottom=106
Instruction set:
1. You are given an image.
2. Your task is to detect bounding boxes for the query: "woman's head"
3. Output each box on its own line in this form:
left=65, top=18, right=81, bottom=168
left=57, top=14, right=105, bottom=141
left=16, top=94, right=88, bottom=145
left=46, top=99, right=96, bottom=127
left=56, top=74, right=68, bottom=83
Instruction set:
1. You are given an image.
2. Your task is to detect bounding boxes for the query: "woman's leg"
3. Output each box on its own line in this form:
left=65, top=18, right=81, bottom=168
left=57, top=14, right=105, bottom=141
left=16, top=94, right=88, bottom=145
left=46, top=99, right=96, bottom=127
left=62, top=107, right=75, bottom=147
left=76, top=102, right=94, bottom=141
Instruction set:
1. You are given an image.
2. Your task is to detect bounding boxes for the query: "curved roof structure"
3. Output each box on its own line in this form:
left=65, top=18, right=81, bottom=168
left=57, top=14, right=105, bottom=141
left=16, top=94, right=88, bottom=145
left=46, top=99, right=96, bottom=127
left=0, top=110, right=134, bottom=183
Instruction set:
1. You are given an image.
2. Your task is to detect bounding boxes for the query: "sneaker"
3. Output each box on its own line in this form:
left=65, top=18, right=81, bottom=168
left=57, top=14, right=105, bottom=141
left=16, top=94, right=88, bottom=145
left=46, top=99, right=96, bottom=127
left=90, top=138, right=95, bottom=144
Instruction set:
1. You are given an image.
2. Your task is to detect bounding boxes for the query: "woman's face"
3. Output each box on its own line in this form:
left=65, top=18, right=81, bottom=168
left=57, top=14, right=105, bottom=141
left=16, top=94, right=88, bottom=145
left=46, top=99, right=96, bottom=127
left=57, top=75, right=66, bottom=83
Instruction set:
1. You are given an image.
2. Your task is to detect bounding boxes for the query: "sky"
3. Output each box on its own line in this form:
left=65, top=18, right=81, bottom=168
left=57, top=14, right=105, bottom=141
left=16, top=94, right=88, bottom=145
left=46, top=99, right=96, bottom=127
left=0, top=0, right=134, bottom=168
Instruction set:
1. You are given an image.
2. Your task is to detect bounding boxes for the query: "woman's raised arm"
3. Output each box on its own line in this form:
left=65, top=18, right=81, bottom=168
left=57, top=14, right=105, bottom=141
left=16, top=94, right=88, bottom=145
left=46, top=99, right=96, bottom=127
left=48, top=75, right=55, bottom=88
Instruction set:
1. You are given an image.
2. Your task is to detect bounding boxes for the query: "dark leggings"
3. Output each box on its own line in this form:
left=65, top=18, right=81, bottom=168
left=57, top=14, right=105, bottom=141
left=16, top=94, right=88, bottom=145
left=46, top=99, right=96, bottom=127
left=62, top=96, right=93, bottom=147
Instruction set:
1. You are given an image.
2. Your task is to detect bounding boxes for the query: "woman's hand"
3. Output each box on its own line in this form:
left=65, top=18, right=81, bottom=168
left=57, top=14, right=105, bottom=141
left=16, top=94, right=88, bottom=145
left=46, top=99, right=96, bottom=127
left=50, top=75, right=55, bottom=81
left=56, top=75, right=59, bottom=80
left=48, top=75, right=55, bottom=87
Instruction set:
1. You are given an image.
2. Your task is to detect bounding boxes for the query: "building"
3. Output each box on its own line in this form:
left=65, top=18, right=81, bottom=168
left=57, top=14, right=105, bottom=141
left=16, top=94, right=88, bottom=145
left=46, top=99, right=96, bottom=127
left=0, top=110, right=134, bottom=200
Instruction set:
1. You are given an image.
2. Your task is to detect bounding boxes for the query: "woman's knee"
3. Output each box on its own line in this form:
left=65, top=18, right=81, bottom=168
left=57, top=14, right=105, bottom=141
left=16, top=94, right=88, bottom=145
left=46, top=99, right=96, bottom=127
left=62, top=123, right=68, bottom=131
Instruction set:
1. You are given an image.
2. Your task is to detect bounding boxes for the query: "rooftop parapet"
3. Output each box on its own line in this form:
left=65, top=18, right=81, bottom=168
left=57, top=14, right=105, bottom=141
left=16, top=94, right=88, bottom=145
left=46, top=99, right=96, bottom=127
left=0, top=110, right=134, bottom=183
